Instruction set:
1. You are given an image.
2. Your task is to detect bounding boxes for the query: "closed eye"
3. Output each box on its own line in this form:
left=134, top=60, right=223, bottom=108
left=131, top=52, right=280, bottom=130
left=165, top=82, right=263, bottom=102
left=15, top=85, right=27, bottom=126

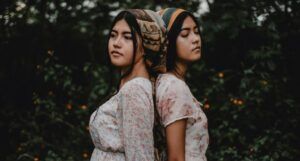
left=124, top=33, right=132, bottom=40
left=180, top=28, right=190, bottom=37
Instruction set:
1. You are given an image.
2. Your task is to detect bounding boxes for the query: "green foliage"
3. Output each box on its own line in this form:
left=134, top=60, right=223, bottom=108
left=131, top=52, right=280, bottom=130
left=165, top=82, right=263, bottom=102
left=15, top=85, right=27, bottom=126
left=1, top=0, right=299, bottom=161
left=6, top=55, right=109, bottom=161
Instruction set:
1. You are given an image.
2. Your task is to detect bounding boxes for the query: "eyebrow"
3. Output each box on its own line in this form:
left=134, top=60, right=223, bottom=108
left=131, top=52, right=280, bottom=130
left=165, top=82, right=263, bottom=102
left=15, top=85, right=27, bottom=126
left=181, top=26, right=198, bottom=31
left=111, top=29, right=131, bottom=35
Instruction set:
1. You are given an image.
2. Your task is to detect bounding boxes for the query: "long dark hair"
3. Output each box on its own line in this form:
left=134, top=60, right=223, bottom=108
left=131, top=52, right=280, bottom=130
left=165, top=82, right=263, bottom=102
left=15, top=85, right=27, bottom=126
left=166, top=12, right=202, bottom=74
left=92, top=11, right=141, bottom=122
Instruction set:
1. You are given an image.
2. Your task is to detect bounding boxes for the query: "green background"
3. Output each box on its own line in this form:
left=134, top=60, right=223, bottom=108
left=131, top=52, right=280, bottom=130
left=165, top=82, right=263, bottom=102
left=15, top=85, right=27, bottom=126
left=1, top=0, right=299, bottom=160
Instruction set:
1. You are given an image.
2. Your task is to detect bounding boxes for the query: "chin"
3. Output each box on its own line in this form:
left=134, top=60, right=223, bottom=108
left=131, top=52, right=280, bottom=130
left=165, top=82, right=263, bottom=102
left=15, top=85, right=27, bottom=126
left=111, top=60, right=124, bottom=67
left=190, top=53, right=201, bottom=62
left=111, top=60, right=131, bottom=68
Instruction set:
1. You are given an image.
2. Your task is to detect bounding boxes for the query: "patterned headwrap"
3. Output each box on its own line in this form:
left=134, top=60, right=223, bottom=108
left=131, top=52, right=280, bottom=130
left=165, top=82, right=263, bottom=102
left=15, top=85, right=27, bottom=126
left=117, top=9, right=167, bottom=74
left=158, top=8, right=186, bottom=32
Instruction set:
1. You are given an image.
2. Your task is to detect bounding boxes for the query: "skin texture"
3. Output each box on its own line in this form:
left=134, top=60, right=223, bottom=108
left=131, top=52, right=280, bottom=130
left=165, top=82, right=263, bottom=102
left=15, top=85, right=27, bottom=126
left=166, top=119, right=187, bottom=161
left=108, top=19, right=149, bottom=88
left=166, top=15, right=202, bottom=161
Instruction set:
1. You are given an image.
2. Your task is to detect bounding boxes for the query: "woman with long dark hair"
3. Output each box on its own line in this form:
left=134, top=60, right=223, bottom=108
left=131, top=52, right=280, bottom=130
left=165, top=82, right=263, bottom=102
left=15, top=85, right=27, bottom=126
left=156, top=8, right=209, bottom=161
left=89, top=9, right=166, bottom=161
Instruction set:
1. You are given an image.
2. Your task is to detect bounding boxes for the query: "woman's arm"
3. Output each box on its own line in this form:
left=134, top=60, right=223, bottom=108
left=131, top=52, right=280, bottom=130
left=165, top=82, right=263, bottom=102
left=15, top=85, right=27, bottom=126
left=166, top=119, right=187, bottom=161
left=156, top=79, right=197, bottom=161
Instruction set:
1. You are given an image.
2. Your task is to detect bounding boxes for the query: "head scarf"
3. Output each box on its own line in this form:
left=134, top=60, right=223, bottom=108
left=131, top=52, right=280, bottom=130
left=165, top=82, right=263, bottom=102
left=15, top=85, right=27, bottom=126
left=117, top=9, right=167, bottom=74
left=158, top=8, right=186, bottom=32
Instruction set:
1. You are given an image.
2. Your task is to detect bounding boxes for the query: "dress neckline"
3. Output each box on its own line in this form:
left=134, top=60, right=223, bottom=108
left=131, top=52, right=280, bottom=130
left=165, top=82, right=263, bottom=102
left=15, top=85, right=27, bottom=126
left=161, top=73, right=187, bottom=84
left=119, top=76, right=151, bottom=91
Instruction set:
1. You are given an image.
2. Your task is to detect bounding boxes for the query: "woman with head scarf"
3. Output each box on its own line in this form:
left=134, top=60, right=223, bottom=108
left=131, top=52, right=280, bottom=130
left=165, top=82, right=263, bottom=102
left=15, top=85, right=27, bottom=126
left=156, top=8, right=209, bottom=161
left=89, top=9, right=166, bottom=161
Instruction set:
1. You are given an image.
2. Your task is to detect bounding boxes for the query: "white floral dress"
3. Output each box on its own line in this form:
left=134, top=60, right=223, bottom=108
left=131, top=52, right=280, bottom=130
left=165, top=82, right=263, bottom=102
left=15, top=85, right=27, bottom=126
left=89, top=77, right=154, bottom=161
left=156, top=73, right=209, bottom=161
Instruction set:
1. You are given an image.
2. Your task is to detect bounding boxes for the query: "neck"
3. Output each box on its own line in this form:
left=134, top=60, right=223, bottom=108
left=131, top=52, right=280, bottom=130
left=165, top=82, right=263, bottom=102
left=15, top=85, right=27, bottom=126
left=170, top=59, right=188, bottom=81
left=119, top=57, right=149, bottom=88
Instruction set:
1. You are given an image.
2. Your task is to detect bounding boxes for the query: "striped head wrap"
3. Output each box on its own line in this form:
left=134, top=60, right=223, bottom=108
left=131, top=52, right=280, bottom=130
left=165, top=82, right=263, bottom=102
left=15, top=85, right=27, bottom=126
left=158, top=8, right=186, bottom=31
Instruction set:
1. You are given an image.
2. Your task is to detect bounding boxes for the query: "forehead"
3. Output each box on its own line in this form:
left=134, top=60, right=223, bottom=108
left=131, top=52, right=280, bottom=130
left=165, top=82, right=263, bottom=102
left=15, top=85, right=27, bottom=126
left=182, top=16, right=197, bottom=28
left=112, top=19, right=131, bottom=32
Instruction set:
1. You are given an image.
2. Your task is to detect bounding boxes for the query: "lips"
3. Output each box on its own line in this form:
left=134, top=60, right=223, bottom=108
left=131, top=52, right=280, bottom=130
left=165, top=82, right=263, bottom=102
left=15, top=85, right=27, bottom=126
left=111, top=50, right=123, bottom=56
left=192, top=46, right=201, bottom=52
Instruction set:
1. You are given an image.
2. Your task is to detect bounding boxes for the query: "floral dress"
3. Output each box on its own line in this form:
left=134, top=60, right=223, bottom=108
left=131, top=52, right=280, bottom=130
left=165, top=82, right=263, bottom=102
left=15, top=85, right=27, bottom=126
left=156, top=73, right=209, bottom=161
left=89, top=77, right=154, bottom=161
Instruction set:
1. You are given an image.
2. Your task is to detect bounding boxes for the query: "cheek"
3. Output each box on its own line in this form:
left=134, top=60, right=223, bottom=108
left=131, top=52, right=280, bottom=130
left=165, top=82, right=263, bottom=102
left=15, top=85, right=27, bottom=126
left=123, top=41, right=134, bottom=62
left=176, top=36, right=190, bottom=58
left=108, top=39, right=113, bottom=53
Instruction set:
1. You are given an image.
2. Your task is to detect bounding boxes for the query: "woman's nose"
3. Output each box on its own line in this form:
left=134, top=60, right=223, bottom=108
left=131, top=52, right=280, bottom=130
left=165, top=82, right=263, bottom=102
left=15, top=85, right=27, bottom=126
left=191, top=33, right=200, bottom=44
left=113, top=36, right=121, bottom=48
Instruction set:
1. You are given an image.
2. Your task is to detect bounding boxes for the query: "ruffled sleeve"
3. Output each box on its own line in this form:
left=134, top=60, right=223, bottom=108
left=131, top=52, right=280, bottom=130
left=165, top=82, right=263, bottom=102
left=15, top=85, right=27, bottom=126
left=156, top=78, right=197, bottom=127
left=118, top=80, right=154, bottom=161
